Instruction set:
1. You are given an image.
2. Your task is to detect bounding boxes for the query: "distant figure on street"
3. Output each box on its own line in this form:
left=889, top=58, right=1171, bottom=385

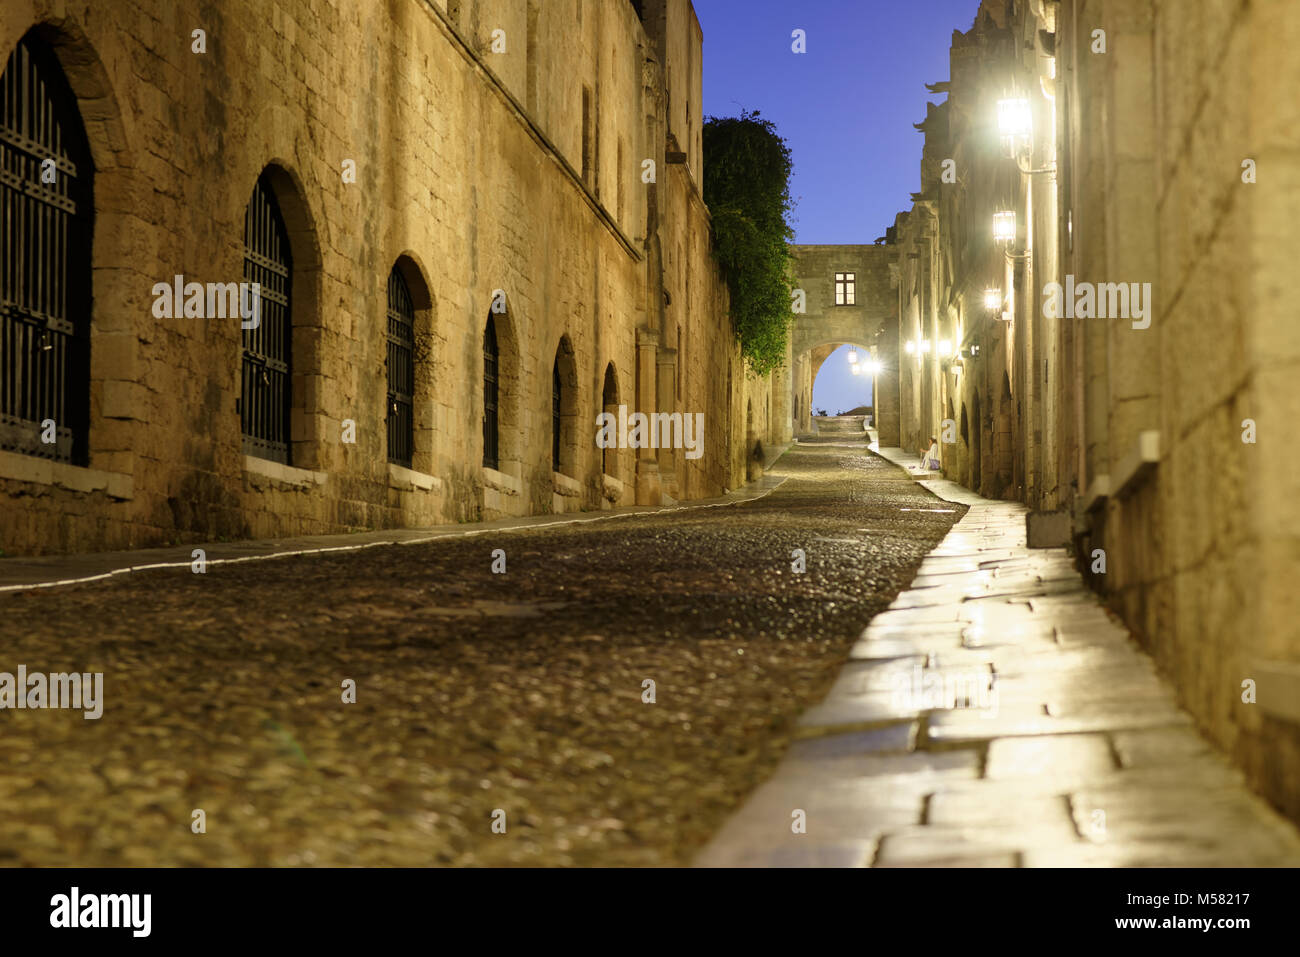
left=921, top=437, right=940, bottom=471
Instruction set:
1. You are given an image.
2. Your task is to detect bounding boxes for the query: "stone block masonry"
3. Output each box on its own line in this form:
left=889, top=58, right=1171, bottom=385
left=0, top=0, right=785, bottom=555
left=878, top=0, right=1300, bottom=834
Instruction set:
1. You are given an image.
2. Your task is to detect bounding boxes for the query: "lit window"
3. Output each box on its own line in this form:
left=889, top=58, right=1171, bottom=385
left=834, top=272, right=856, bottom=306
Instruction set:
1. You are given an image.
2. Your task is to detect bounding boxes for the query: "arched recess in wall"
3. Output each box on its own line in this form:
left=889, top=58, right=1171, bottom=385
left=240, top=163, right=323, bottom=468
left=481, top=298, right=520, bottom=474
left=385, top=254, right=433, bottom=472
left=971, top=391, right=983, bottom=492
left=601, top=363, right=619, bottom=480
left=745, top=398, right=756, bottom=479
left=960, top=402, right=969, bottom=446
left=552, top=336, right=578, bottom=476
left=0, top=30, right=95, bottom=466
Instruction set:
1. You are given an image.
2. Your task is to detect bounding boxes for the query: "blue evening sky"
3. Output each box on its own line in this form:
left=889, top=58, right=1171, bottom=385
left=694, top=0, right=980, bottom=415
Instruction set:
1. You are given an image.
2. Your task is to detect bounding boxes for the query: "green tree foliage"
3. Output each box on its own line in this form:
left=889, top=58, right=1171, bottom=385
left=702, top=111, right=795, bottom=376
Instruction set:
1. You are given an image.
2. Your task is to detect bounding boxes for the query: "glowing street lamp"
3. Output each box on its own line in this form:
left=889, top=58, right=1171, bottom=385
left=938, top=340, right=953, bottom=357
left=865, top=359, right=883, bottom=376
left=847, top=349, right=858, bottom=365
left=920, top=339, right=932, bottom=355
left=984, top=287, right=1002, bottom=311
left=998, top=97, right=1032, bottom=155
left=992, top=210, right=1016, bottom=243
left=850, top=362, right=861, bottom=375
left=904, top=340, right=916, bottom=355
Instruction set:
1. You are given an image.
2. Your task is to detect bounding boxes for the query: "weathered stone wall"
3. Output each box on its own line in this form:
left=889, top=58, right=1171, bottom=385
left=0, top=0, right=784, bottom=555
left=890, top=0, right=1300, bottom=825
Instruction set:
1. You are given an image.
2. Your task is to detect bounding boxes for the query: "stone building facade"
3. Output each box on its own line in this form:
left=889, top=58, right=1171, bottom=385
left=890, top=0, right=1300, bottom=823
left=0, top=0, right=788, bottom=556
left=788, top=244, right=898, bottom=434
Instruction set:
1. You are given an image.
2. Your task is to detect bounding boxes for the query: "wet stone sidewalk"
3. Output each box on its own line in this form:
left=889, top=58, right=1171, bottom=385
left=697, top=450, right=1300, bottom=867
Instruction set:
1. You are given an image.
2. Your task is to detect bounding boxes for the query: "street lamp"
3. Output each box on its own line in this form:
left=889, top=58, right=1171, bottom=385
left=904, top=340, right=916, bottom=355
left=997, top=97, right=1032, bottom=156
left=938, top=340, right=953, bottom=357
left=997, top=95, right=1055, bottom=175
left=847, top=349, right=858, bottom=365
left=992, top=210, right=1016, bottom=243
left=983, top=287, right=1002, bottom=311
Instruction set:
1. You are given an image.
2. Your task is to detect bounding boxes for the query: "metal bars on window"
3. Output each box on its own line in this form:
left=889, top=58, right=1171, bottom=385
left=0, top=35, right=93, bottom=464
left=385, top=267, right=414, bottom=468
left=482, top=315, right=498, bottom=470
left=552, top=358, right=561, bottom=473
left=241, top=173, right=292, bottom=464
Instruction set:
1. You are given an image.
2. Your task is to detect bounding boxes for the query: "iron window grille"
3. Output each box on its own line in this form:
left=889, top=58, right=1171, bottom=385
left=240, top=173, right=292, bottom=464
left=552, top=358, right=561, bottom=473
left=0, top=35, right=94, bottom=465
left=385, top=267, right=415, bottom=468
left=482, top=315, right=498, bottom=470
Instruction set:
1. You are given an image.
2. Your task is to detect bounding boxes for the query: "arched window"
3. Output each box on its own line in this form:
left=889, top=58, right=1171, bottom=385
left=552, top=358, right=562, bottom=472
left=241, top=172, right=293, bottom=464
left=552, top=337, right=577, bottom=476
left=0, top=34, right=94, bottom=465
left=386, top=267, right=415, bottom=468
left=482, top=316, right=499, bottom=469
left=601, top=364, right=619, bottom=477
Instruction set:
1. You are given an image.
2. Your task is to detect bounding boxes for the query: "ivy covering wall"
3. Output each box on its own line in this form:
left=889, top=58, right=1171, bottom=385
left=701, top=111, right=795, bottom=376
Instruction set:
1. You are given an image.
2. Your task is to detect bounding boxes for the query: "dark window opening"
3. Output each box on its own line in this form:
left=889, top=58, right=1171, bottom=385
left=601, top=364, right=618, bottom=477
left=482, top=315, right=499, bottom=470
left=0, top=34, right=94, bottom=465
left=241, top=172, right=293, bottom=464
left=552, top=358, right=561, bottom=473
left=386, top=266, right=415, bottom=468
left=582, top=85, right=595, bottom=191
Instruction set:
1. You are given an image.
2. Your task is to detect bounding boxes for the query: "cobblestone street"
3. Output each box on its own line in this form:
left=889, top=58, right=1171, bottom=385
left=0, top=431, right=962, bottom=866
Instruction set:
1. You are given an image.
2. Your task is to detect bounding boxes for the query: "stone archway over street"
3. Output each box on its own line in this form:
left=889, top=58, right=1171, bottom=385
left=789, top=243, right=899, bottom=436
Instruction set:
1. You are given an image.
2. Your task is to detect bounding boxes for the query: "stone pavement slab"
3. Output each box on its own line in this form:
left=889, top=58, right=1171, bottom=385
left=695, top=446, right=1300, bottom=867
